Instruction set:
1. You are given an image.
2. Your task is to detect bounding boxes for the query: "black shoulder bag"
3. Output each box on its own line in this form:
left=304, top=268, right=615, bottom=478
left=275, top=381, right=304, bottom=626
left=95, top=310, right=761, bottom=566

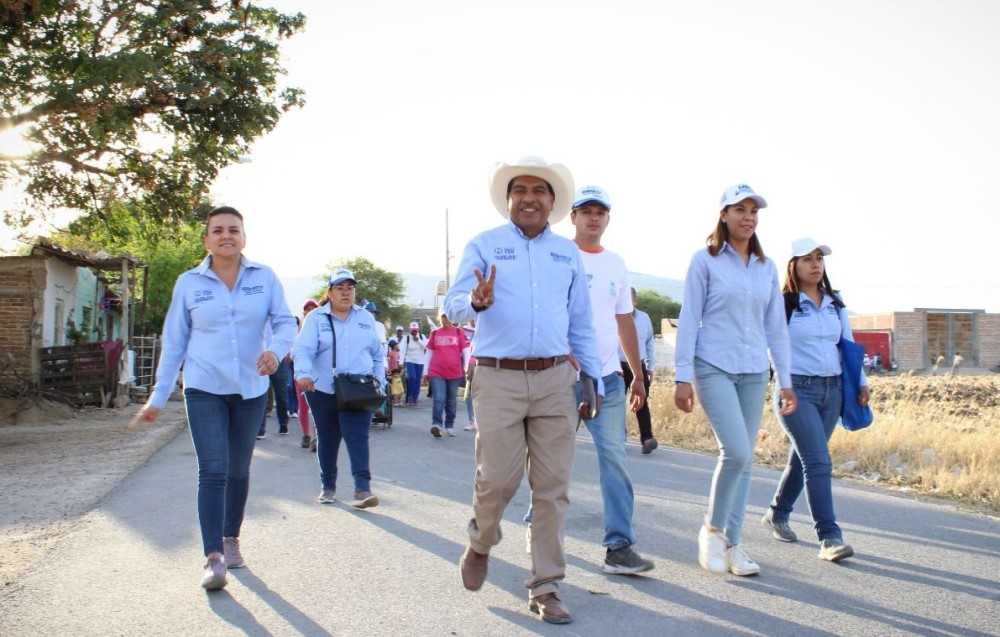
left=327, top=314, right=385, bottom=412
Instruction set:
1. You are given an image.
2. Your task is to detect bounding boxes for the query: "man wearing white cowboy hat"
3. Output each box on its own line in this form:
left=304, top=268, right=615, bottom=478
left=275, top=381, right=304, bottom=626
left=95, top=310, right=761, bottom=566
left=445, top=156, right=604, bottom=625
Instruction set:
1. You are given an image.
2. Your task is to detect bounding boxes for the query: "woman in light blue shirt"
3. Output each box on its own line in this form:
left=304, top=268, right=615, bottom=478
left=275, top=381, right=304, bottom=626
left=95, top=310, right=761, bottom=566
left=129, top=207, right=296, bottom=590
left=293, top=268, right=385, bottom=510
left=761, top=238, right=869, bottom=563
left=674, top=184, right=796, bottom=578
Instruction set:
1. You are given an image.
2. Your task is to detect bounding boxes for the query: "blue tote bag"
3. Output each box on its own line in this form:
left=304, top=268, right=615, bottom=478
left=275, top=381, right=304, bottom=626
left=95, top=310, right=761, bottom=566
left=838, top=337, right=874, bottom=431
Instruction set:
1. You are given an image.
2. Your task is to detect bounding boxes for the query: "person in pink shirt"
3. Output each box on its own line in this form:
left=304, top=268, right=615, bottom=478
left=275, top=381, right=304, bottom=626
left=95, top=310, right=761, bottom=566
left=423, top=312, right=470, bottom=437
left=296, top=299, right=318, bottom=448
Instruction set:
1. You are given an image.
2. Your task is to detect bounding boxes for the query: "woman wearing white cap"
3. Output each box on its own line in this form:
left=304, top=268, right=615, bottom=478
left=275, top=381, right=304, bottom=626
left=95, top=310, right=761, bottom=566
left=292, top=268, right=385, bottom=509
left=761, top=238, right=868, bottom=562
left=399, top=321, right=428, bottom=405
left=674, top=184, right=796, bottom=577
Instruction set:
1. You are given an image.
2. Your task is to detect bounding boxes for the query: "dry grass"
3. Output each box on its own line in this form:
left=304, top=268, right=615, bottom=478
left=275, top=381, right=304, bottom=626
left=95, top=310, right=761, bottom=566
left=629, top=373, right=1000, bottom=513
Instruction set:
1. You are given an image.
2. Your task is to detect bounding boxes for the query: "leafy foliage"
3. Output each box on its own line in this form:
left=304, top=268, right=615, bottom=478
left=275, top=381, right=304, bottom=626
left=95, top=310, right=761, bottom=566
left=635, top=289, right=680, bottom=335
left=0, top=1, right=305, bottom=230
left=51, top=199, right=211, bottom=335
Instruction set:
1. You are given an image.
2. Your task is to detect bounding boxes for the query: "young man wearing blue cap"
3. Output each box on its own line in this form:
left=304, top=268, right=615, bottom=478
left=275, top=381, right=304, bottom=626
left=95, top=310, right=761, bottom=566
left=569, top=184, right=655, bottom=576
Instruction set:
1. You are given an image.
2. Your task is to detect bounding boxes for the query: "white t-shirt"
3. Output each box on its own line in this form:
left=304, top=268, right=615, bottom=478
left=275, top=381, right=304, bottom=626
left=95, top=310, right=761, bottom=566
left=580, top=248, right=633, bottom=377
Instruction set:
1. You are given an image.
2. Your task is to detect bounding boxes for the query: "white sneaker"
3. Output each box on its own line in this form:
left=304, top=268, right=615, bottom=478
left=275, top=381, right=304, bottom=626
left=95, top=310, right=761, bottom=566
left=464, top=421, right=476, bottom=431
left=698, top=525, right=728, bottom=574
left=725, top=544, right=760, bottom=576
left=525, top=524, right=532, bottom=554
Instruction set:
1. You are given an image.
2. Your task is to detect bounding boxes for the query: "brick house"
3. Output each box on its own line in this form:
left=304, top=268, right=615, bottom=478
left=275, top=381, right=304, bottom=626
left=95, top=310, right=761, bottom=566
left=0, top=238, right=143, bottom=383
left=849, top=309, right=1000, bottom=372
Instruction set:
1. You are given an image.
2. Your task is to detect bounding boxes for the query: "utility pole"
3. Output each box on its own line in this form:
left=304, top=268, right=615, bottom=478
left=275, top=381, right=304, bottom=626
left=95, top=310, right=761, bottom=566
left=445, top=208, right=451, bottom=290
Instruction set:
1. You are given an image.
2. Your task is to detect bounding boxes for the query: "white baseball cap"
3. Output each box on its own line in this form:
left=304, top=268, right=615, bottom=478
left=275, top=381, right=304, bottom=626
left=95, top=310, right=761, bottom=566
left=409, top=321, right=420, bottom=330
left=719, top=183, right=767, bottom=210
left=573, top=185, right=611, bottom=210
left=328, top=268, right=356, bottom=286
left=791, top=237, right=832, bottom=258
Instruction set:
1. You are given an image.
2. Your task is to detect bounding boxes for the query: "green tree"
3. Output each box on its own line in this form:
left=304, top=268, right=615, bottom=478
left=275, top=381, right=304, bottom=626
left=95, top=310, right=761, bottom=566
left=635, top=289, right=680, bottom=335
left=51, top=199, right=210, bottom=334
left=316, top=257, right=409, bottom=329
left=1, top=1, right=305, bottom=231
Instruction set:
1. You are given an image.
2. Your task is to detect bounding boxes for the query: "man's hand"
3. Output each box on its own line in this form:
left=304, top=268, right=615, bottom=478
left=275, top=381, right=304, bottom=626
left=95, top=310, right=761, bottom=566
left=857, top=385, right=870, bottom=406
left=628, top=376, right=646, bottom=413
left=674, top=382, right=694, bottom=413
left=298, top=376, right=315, bottom=392
left=579, top=374, right=601, bottom=420
left=470, top=265, right=496, bottom=309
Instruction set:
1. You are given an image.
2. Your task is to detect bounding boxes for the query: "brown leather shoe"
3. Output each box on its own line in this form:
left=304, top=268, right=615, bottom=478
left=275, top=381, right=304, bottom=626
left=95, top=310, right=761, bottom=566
left=529, top=592, right=572, bottom=624
left=459, top=546, right=488, bottom=591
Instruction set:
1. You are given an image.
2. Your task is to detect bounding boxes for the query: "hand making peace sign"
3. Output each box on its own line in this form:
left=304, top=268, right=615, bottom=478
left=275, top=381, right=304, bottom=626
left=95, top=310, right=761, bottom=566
left=471, top=264, right=496, bottom=309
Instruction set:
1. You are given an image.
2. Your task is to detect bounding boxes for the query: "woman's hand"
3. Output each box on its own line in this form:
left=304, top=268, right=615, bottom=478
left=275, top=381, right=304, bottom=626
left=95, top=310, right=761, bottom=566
left=298, top=376, right=315, bottom=392
left=674, top=382, right=694, bottom=413
left=778, top=388, right=798, bottom=416
left=127, top=405, right=160, bottom=429
left=857, top=385, right=870, bottom=406
left=256, top=351, right=280, bottom=376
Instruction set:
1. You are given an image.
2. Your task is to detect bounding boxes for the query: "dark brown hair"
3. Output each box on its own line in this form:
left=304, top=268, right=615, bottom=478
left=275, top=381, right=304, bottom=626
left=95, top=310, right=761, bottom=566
left=706, top=206, right=765, bottom=259
left=204, top=206, right=244, bottom=234
left=782, top=257, right=845, bottom=309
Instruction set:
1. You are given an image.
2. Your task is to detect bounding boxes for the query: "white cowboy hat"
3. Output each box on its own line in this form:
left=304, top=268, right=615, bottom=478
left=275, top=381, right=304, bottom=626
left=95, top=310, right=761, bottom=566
left=489, top=156, right=575, bottom=224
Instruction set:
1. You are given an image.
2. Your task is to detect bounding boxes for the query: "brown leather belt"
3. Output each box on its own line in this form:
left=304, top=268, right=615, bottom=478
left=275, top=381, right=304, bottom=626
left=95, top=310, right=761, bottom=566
left=475, top=356, right=568, bottom=371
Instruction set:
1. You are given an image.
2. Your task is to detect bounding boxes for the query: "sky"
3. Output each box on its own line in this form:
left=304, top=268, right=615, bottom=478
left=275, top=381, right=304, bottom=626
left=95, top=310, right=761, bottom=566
left=5, top=0, right=1000, bottom=314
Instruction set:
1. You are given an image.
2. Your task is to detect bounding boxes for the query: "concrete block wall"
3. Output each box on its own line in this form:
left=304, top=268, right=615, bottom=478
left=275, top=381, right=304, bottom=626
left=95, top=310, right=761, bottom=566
left=980, top=313, right=1000, bottom=369
left=892, top=312, right=926, bottom=370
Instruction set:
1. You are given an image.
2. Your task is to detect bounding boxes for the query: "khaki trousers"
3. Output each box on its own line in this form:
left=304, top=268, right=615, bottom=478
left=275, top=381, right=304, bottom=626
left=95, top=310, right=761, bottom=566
left=467, top=361, right=577, bottom=597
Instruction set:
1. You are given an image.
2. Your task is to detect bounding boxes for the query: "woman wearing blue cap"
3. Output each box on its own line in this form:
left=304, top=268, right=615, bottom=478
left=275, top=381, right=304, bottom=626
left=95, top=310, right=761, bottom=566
left=761, top=238, right=868, bottom=562
left=293, top=268, right=385, bottom=509
left=674, top=184, right=796, bottom=577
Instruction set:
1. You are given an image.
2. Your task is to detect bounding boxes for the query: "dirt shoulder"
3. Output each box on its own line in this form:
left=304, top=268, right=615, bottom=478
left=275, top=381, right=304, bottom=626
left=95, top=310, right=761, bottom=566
left=0, top=398, right=187, bottom=590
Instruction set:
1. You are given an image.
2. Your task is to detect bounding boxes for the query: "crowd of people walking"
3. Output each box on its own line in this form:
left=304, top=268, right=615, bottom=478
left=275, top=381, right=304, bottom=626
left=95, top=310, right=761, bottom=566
left=130, top=156, right=871, bottom=625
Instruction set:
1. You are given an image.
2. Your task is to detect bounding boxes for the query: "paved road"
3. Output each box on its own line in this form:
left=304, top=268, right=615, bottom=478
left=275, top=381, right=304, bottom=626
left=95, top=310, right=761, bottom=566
left=1, top=400, right=998, bottom=636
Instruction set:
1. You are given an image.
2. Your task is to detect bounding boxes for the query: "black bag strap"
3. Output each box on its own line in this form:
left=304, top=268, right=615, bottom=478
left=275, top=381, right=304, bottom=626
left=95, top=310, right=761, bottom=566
left=326, top=313, right=338, bottom=375
left=783, top=291, right=799, bottom=324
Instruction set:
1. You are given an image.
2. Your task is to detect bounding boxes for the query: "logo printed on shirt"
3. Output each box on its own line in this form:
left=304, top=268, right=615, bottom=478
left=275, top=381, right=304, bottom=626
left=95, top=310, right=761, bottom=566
left=241, top=285, right=264, bottom=296
left=495, top=246, right=517, bottom=261
left=609, top=281, right=618, bottom=298
left=586, top=273, right=594, bottom=289
left=436, top=335, right=460, bottom=346
left=550, top=252, right=572, bottom=265
left=193, top=289, right=214, bottom=303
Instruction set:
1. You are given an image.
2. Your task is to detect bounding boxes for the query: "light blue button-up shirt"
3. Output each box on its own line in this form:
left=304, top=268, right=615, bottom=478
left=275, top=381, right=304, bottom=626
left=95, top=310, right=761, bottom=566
left=674, top=244, right=792, bottom=388
left=149, top=256, right=297, bottom=409
left=619, top=308, right=655, bottom=369
left=788, top=292, right=868, bottom=387
left=292, top=303, right=386, bottom=394
left=444, top=221, right=603, bottom=394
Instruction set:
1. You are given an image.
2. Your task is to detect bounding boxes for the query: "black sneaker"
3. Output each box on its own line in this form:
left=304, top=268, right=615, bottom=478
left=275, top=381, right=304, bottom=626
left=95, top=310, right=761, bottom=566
left=601, top=545, right=655, bottom=575
left=256, top=430, right=266, bottom=440
left=641, top=437, right=658, bottom=455
left=279, top=425, right=289, bottom=435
